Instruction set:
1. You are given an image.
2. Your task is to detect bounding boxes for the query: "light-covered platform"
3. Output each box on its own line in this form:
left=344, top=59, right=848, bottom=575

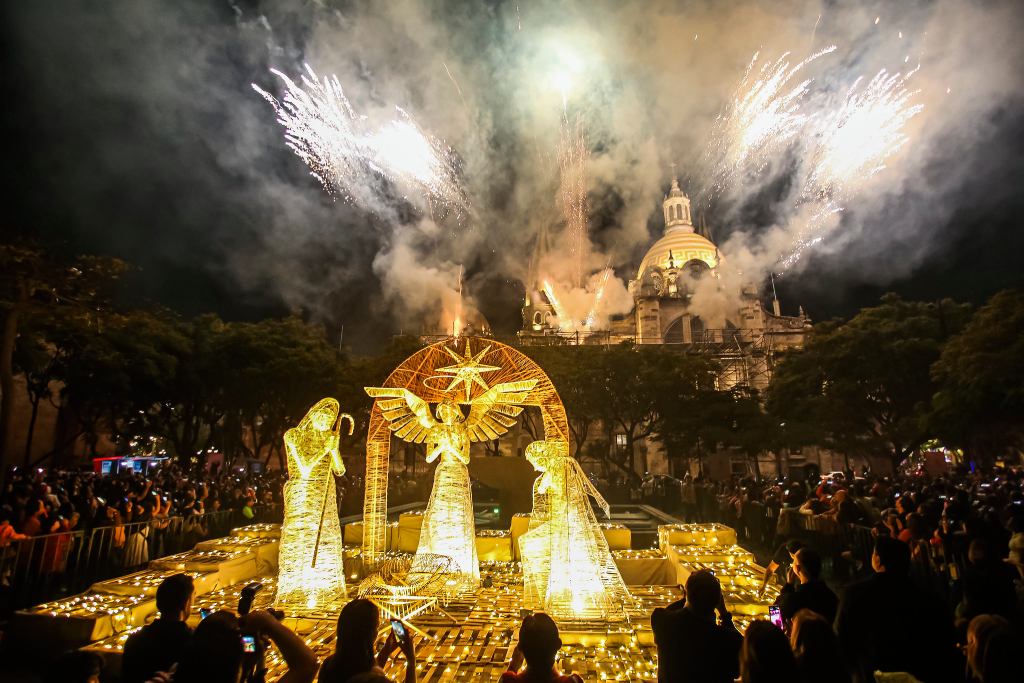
left=18, top=520, right=778, bottom=682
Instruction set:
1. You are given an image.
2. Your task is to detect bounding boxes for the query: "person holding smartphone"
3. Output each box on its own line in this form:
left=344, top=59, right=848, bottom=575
left=174, top=609, right=317, bottom=683
left=502, top=612, right=583, bottom=683
left=651, top=569, right=743, bottom=683
left=318, top=598, right=416, bottom=683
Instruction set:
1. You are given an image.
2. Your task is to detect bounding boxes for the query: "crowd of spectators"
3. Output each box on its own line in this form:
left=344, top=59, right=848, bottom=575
left=0, top=462, right=286, bottom=585
left=1, top=462, right=284, bottom=538
left=19, top=462, right=1024, bottom=682
left=654, top=542, right=1019, bottom=683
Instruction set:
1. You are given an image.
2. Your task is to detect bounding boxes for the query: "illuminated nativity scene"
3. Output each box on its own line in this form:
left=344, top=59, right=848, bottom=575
left=14, top=336, right=779, bottom=681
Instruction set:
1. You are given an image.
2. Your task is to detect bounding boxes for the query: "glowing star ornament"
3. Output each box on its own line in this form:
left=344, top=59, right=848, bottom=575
left=274, top=398, right=352, bottom=612
left=436, top=340, right=501, bottom=402
left=519, top=440, right=631, bottom=621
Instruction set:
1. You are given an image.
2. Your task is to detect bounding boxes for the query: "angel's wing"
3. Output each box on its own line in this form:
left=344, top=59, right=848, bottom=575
left=465, top=380, right=538, bottom=442
left=365, top=387, right=437, bottom=444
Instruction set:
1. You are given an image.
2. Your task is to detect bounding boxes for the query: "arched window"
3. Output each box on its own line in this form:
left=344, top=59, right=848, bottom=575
left=664, top=317, right=685, bottom=343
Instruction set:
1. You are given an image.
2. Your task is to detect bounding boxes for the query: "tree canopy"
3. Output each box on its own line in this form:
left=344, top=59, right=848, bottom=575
left=930, top=289, right=1024, bottom=464
left=766, top=294, right=972, bottom=468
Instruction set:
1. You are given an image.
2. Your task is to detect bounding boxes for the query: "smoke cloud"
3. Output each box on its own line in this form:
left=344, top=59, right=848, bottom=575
left=6, top=0, right=1023, bottom=344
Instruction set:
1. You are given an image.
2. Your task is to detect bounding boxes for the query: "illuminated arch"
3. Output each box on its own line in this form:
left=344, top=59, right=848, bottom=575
left=362, top=336, right=569, bottom=563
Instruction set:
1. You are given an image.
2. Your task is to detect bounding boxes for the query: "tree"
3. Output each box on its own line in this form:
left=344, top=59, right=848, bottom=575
left=0, top=243, right=125, bottom=469
left=766, top=294, right=971, bottom=470
left=930, top=290, right=1024, bottom=465
left=219, top=316, right=350, bottom=468
left=523, top=346, right=608, bottom=458
left=55, top=309, right=189, bottom=459
left=12, top=323, right=58, bottom=463
left=590, top=344, right=716, bottom=481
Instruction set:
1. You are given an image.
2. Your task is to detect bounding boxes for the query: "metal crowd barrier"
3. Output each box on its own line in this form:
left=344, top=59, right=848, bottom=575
left=0, top=504, right=283, bottom=615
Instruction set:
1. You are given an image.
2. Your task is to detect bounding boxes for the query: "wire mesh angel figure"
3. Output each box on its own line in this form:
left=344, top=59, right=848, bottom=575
left=519, top=439, right=631, bottom=620
left=367, top=380, right=537, bottom=589
left=275, top=397, right=353, bottom=612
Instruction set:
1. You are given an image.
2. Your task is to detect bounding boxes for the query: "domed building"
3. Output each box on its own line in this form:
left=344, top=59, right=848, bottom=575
left=521, top=174, right=811, bottom=391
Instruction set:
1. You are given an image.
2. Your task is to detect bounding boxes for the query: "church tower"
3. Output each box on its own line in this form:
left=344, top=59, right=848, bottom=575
left=662, top=174, right=693, bottom=234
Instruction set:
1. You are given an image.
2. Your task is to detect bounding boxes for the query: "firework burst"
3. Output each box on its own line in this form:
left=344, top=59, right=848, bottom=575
left=253, top=65, right=470, bottom=216
left=542, top=280, right=573, bottom=332
left=701, top=46, right=836, bottom=204
left=583, top=268, right=612, bottom=331
left=803, top=68, right=923, bottom=201
left=781, top=68, right=923, bottom=268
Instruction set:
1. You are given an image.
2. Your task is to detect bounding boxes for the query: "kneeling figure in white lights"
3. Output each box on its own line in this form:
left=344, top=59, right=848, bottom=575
left=520, top=440, right=631, bottom=620
left=275, top=398, right=352, bottom=612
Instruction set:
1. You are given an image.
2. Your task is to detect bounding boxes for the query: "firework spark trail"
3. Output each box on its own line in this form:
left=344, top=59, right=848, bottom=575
left=780, top=68, right=924, bottom=268
left=558, top=116, right=589, bottom=289
left=453, top=264, right=464, bottom=336
left=253, top=66, right=362, bottom=197
left=542, top=280, right=572, bottom=331
left=253, top=65, right=470, bottom=216
left=700, top=46, right=836, bottom=205
left=583, top=268, right=612, bottom=330
left=803, top=68, right=923, bottom=201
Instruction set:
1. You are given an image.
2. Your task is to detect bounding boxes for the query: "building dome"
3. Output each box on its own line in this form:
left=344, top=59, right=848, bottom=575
left=636, top=174, right=718, bottom=278
left=637, top=229, right=718, bottom=279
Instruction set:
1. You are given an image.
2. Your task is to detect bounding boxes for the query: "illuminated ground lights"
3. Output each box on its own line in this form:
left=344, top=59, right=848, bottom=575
left=20, top=518, right=778, bottom=683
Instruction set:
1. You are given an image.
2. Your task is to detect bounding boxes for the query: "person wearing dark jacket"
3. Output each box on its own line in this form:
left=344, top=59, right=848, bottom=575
left=652, top=569, right=744, bottom=683
left=777, top=548, right=839, bottom=625
left=121, top=573, right=194, bottom=683
left=835, top=536, right=958, bottom=683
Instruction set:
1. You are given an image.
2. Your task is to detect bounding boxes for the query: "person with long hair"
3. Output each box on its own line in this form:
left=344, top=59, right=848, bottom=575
left=790, top=609, right=850, bottom=683
left=318, top=598, right=416, bottom=683
left=739, top=620, right=799, bottom=683
left=966, top=614, right=1018, bottom=683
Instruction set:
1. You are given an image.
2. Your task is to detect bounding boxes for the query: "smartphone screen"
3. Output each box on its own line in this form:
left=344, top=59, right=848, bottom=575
left=200, top=608, right=211, bottom=620
left=241, top=635, right=257, bottom=653
left=769, top=606, right=783, bottom=629
left=390, top=620, right=407, bottom=641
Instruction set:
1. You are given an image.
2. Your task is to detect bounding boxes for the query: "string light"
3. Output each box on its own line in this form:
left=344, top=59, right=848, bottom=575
left=365, top=338, right=545, bottom=588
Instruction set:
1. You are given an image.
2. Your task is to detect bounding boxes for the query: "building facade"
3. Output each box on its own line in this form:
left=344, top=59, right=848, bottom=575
left=520, top=175, right=812, bottom=392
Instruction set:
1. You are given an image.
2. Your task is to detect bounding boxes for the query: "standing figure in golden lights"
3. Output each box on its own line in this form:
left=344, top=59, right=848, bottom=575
left=520, top=439, right=631, bottom=621
left=275, top=398, right=353, bottom=612
left=367, top=346, right=537, bottom=590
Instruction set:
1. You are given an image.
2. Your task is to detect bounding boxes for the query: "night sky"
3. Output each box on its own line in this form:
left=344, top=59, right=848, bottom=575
left=3, top=1, right=1023, bottom=351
